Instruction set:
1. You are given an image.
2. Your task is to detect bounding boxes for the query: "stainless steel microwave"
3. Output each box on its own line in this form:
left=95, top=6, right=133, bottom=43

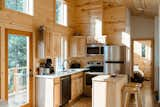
left=87, top=44, right=104, bottom=56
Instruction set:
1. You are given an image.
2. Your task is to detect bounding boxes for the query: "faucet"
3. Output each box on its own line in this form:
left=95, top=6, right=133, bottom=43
left=62, top=59, right=70, bottom=71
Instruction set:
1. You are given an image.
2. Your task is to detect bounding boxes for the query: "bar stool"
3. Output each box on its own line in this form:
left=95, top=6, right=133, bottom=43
left=122, top=83, right=142, bottom=107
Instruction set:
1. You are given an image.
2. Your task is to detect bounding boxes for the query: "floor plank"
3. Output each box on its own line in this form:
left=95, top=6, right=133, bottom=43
left=67, top=81, right=159, bottom=107
left=0, top=81, right=159, bottom=107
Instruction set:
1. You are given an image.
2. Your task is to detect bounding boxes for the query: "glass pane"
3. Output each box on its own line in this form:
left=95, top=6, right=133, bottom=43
left=8, top=34, right=30, bottom=107
left=141, top=43, right=146, bottom=57
left=5, top=0, right=33, bottom=15
left=56, top=0, right=62, bottom=24
left=56, top=0, right=67, bottom=26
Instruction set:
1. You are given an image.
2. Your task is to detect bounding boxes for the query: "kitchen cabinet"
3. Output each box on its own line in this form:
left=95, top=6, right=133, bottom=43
left=70, top=36, right=86, bottom=57
left=87, top=36, right=106, bottom=44
left=92, top=75, right=128, bottom=107
left=36, top=77, right=60, bottom=107
left=36, top=71, right=84, bottom=106
left=54, top=78, right=60, bottom=107
left=71, top=72, right=84, bottom=101
left=45, top=32, right=61, bottom=58
left=36, top=78, right=54, bottom=107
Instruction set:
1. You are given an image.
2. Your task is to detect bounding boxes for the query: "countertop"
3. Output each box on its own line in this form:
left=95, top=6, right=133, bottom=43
left=92, top=74, right=128, bottom=82
left=35, top=68, right=88, bottom=79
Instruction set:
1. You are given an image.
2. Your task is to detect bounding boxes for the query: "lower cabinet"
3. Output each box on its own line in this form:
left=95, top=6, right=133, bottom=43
left=36, top=72, right=84, bottom=107
left=71, top=72, right=84, bottom=101
left=54, top=78, right=60, bottom=107
left=36, top=78, right=54, bottom=107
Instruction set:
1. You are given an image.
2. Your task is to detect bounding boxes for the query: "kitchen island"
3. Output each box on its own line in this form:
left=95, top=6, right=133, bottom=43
left=92, top=75, right=128, bottom=107
left=35, top=68, right=87, bottom=107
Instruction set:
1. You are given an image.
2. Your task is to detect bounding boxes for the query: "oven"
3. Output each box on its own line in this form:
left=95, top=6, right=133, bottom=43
left=87, top=44, right=104, bottom=56
left=84, top=61, right=104, bottom=96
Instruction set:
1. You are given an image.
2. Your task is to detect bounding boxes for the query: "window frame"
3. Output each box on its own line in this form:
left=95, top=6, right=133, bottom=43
left=55, top=0, right=68, bottom=27
left=3, top=0, right=34, bottom=16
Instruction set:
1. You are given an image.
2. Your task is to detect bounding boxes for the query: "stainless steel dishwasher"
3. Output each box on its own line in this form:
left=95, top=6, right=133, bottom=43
left=60, top=75, right=71, bottom=107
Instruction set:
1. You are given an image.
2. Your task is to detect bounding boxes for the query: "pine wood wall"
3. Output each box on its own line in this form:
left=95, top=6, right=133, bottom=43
left=74, top=0, right=131, bottom=45
left=0, top=0, right=76, bottom=105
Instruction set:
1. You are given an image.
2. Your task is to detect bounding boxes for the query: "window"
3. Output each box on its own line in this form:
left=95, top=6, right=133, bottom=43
left=141, top=43, right=146, bottom=57
left=5, top=0, right=33, bottom=15
left=56, top=0, right=67, bottom=26
left=55, top=36, right=68, bottom=71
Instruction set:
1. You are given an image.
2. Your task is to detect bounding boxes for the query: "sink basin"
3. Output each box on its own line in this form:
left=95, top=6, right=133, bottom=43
left=67, top=69, right=77, bottom=72
left=63, top=69, right=77, bottom=72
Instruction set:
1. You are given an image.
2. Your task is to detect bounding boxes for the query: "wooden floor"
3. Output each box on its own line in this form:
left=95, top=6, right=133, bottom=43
left=67, top=81, right=159, bottom=107
left=0, top=81, right=159, bottom=107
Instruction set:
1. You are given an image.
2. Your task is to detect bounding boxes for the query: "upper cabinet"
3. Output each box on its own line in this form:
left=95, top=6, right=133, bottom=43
left=87, top=36, right=106, bottom=44
left=45, top=32, right=61, bottom=58
left=70, top=36, right=86, bottom=57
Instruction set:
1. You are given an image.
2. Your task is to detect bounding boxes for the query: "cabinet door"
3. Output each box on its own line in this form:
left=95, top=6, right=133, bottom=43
left=78, top=38, right=86, bottom=57
left=71, top=78, right=77, bottom=100
left=79, top=76, right=84, bottom=95
left=54, top=78, right=60, bottom=107
left=36, top=78, right=54, bottom=107
left=45, top=32, right=61, bottom=58
left=71, top=72, right=84, bottom=101
left=70, top=36, right=86, bottom=57
left=77, top=76, right=83, bottom=96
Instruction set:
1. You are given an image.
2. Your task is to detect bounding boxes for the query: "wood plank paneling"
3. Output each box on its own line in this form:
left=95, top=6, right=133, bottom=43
left=0, top=0, right=75, bottom=106
left=103, top=6, right=129, bottom=45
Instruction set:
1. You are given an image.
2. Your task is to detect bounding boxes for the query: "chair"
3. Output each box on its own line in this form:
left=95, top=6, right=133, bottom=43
left=122, top=83, right=142, bottom=107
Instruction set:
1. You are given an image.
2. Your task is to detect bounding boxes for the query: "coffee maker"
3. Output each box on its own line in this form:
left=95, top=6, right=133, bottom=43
left=39, top=58, right=54, bottom=75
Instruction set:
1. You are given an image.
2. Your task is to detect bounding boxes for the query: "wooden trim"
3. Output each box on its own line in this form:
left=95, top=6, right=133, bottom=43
left=0, top=0, right=4, bottom=10
left=131, top=38, right=154, bottom=90
left=5, top=29, right=33, bottom=107
left=5, top=29, right=8, bottom=100
left=0, top=27, right=2, bottom=100
left=5, top=29, right=32, bottom=36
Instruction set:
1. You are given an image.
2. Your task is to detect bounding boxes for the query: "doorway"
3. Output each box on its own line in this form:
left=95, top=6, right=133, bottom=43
left=5, top=29, right=33, bottom=107
left=132, top=39, right=154, bottom=83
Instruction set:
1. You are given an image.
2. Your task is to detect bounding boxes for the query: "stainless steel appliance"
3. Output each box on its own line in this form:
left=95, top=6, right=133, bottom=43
left=87, top=44, right=104, bottom=56
left=104, top=45, right=130, bottom=76
left=60, top=75, right=71, bottom=107
left=84, top=61, right=104, bottom=96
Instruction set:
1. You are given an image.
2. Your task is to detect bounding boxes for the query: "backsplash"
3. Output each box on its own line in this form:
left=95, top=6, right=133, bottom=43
left=70, top=55, right=104, bottom=68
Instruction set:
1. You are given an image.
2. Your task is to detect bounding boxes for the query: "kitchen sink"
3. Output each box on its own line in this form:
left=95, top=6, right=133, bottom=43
left=63, top=69, right=77, bottom=72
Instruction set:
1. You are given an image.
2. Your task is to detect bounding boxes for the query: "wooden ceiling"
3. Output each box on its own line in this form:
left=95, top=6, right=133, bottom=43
left=103, top=0, right=159, bottom=16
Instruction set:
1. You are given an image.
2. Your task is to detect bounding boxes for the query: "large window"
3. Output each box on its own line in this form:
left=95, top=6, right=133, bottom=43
left=5, top=0, right=33, bottom=15
left=56, top=0, right=67, bottom=26
left=55, top=36, right=68, bottom=71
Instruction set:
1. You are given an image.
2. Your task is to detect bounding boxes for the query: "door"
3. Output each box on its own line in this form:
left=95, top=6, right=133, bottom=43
left=132, top=39, right=153, bottom=82
left=5, top=29, right=33, bottom=107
